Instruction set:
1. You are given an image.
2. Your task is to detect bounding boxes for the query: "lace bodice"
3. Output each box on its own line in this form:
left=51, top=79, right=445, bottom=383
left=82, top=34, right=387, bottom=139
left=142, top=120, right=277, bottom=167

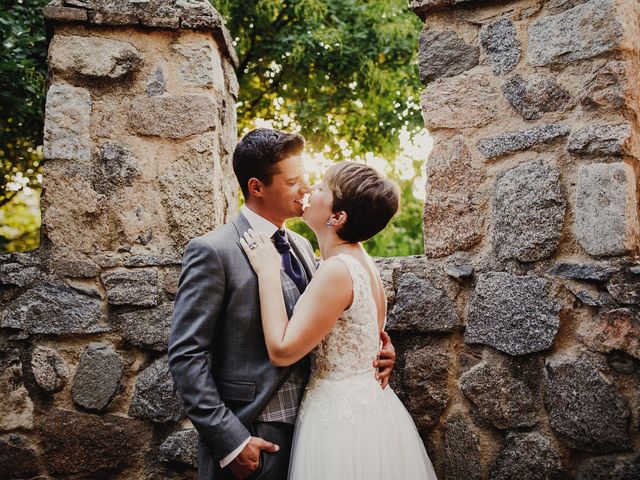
left=310, top=254, right=381, bottom=381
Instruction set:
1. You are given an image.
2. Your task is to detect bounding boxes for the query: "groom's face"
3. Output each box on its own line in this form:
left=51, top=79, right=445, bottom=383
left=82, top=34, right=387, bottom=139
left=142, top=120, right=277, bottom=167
left=261, top=154, right=309, bottom=220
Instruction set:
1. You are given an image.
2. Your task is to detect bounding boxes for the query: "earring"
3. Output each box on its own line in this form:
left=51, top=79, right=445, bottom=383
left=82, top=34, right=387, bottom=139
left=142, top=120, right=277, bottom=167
left=326, top=218, right=333, bottom=227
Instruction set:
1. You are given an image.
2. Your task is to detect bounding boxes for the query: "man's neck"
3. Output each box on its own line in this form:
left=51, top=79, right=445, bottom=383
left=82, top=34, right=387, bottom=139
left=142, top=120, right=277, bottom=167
left=244, top=202, right=286, bottom=229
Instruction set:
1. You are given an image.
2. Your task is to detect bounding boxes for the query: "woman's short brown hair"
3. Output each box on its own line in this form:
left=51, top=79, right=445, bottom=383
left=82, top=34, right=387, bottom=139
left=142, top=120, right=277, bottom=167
left=325, top=161, right=400, bottom=243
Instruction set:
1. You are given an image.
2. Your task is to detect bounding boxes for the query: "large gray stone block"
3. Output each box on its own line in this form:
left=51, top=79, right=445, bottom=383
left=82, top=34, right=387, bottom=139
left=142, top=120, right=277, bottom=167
left=567, top=123, right=631, bottom=156
left=31, top=346, right=69, bottom=393
left=0, top=349, right=33, bottom=431
left=101, top=268, right=160, bottom=307
left=465, top=272, right=561, bottom=355
left=544, top=352, right=630, bottom=451
left=0, top=434, right=39, bottom=479
left=173, top=41, right=224, bottom=90
left=1, top=283, right=108, bottom=335
left=112, top=303, right=172, bottom=351
left=418, top=29, right=479, bottom=83
left=43, top=84, right=91, bottom=161
left=502, top=73, right=571, bottom=120
left=128, top=356, right=183, bottom=423
left=528, top=0, right=623, bottom=66
left=575, top=162, right=639, bottom=257
left=403, top=344, right=450, bottom=430
left=459, top=362, right=537, bottom=429
left=72, top=343, right=123, bottom=412
left=39, top=409, right=149, bottom=477
left=492, top=160, right=566, bottom=262
left=489, top=432, right=565, bottom=480
left=159, top=429, right=198, bottom=467
left=0, top=263, right=42, bottom=288
left=480, top=18, right=520, bottom=75
left=421, top=73, right=499, bottom=129
left=443, top=411, right=482, bottom=480
left=49, top=34, right=143, bottom=79
left=477, top=123, right=570, bottom=159
left=128, top=94, right=217, bottom=138
left=387, top=273, right=460, bottom=333
left=575, top=455, right=640, bottom=480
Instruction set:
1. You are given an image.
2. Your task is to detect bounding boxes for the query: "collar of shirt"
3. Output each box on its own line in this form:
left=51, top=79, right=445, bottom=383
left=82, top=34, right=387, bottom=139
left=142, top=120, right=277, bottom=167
left=240, top=205, right=281, bottom=238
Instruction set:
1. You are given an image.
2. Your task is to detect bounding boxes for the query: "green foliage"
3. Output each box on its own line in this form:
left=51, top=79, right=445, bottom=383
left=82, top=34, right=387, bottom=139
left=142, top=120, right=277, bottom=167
left=214, top=0, right=425, bottom=256
left=213, top=0, right=424, bottom=161
left=0, top=188, right=41, bottom=252
left=0, top=0, right=47, bottom=211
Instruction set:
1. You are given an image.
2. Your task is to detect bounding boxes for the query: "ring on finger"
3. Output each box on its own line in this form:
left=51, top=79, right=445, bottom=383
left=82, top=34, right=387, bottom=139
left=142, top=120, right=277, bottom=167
left=249, top=242, right=257, bottom=250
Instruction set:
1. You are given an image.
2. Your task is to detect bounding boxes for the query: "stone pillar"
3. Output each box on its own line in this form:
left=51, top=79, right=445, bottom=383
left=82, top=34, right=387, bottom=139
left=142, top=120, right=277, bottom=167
left=0, top=1, right=237, bottom=477
left=376, top=0, right=640, bottom=478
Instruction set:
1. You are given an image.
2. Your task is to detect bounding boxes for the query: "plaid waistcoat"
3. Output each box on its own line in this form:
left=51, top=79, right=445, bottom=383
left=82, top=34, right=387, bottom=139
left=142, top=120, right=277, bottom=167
left=256, top=266, right=309, bottom=424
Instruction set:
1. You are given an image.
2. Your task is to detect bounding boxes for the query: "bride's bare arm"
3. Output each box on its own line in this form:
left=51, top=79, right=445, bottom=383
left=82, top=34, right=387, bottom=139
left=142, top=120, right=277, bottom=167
left=241, top=230, right=352, bottom=366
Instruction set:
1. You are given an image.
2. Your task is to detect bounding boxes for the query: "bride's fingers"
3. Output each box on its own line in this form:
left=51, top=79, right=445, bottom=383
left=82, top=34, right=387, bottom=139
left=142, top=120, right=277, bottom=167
left=239, top=237, right=253, bottom=255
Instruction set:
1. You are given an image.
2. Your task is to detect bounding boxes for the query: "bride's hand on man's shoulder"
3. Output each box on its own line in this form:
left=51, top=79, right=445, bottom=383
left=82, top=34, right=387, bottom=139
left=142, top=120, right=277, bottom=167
left=240, top=229, right=281, bottom=276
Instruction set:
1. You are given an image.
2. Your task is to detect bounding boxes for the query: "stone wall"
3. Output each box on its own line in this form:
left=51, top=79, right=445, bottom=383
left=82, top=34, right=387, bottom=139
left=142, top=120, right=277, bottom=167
left=0, top=1, right=237, bottom=478
left=376, top=0, right=640, bottom=478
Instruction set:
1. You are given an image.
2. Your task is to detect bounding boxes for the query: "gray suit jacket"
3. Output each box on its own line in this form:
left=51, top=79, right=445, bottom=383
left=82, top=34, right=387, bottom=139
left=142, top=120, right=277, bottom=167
left=168, top=213, right=316, bottom=472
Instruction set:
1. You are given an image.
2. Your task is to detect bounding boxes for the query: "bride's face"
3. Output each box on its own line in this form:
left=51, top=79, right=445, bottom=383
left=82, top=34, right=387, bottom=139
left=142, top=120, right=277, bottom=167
left=301, top=178, right=334, bottom=231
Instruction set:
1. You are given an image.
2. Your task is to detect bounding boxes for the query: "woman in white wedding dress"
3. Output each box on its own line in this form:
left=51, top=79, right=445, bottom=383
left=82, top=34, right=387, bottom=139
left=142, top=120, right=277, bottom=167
left=240, top=161, right=437, bottom=480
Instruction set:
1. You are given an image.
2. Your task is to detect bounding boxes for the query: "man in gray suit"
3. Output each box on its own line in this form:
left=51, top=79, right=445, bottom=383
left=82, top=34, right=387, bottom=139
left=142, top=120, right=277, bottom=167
left=168, top=129, right=396, bottom=480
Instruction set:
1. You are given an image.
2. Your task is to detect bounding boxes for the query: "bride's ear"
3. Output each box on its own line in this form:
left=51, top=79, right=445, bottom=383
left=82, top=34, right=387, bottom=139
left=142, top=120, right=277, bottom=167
left=330, top=211, right=347, bottom=227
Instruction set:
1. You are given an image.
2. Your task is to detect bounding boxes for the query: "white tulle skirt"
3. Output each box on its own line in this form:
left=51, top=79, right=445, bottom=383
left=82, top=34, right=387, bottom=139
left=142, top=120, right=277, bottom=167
left=288, top=371, right=437, bottom=480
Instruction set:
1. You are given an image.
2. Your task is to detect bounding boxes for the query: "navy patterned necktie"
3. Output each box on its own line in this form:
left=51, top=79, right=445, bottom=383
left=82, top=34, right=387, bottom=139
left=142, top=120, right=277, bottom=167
left=272, top=229, right=307, bottom=294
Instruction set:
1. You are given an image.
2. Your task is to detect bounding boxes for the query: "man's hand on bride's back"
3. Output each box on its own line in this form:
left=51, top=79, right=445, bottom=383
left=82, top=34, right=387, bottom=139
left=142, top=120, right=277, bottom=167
left=240, top=229, right=281, bottom=278
left=374, top=330, right=396, bottom=389
left=228, top=436, right=279, bottom=479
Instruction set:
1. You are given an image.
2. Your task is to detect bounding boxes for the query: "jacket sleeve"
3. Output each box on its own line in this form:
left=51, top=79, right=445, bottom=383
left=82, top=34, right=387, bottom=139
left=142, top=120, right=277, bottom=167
left=168, top=236, right=250, bottom=460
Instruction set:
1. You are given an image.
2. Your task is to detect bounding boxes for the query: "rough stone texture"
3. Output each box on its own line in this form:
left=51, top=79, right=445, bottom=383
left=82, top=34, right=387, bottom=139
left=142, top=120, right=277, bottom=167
left=0, top=263, right=42, bottom=288
left=489, top=432, right=565, bottom=480
left=502, top=73, right=572, bottom=120
left=581, top=60, right=628, bottom=110
left=544, top=352, right=631, bottom=452
left=159, top=429, right=198, bottom=467
left=607, top=272, right=640, bottom=305
left=1, top=283, right=107, bottom=334
left=528, top=0, right=624, bottom=67
left=112, top=303, right=172, bottom=351
left=480, top=18, right=521, bottom=75
left=460, top=362, right=537, bottom=429
left=403, top=344, right=450, bottom=430
left=43, top=84, right=91, bottom=161
left=173, top=41, right=224, bottom=90
left=128, top=356, right=183, bottom=423
left=575, top=162, right=639, bottom=257
left=443, top=411, right=482, bottom=480
left=421, top=73, right=499, bottom=129
left=578, top=308, right=640, bottom=359
left=548, top=262, right=617, bottom=281
left=159, top=134, right=225, bottom=248
left=49, top=34, right=143, bottom=79
left=444, top=264, right=473, bottom=279
left=387, top=273, right=460, bottom=332
left=50, top=255, right=99, bottom=278
left=146, top=65, right=166, bottom=96
left=40, top=409, right=148, bottom=476
left=101, top=268, right=160, bottom=307
left=477, top=123, right=570, bottom=159
left=0, top=349, right=33, bottom=432
left=31, top=346, right=69, bottom=393
left=98, top=142, right=141, bottom=187
left=418, top=28, right=479, bottom=83
left=492, top=160, right=566, bottom=262
left=72, top=343, right=123, bottom=412
left=0, top=434, right=39, bottom=479
left=128, top=94, right=217, bottom=138
left=575, top=454, right=640, bottom=480
left=566, top=281, right=614, bottom=306
left=424, top=139, right=485, bottom=257
left=465, top=272, right=561, bottom=355
left=567, top=123, right=631, bottom=156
